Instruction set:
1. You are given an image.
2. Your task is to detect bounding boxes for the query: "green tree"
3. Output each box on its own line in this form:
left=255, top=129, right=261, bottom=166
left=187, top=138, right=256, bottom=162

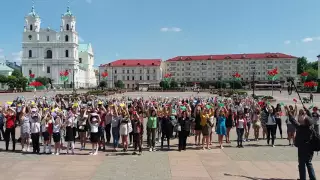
left=199, top=82, right=209, bottom=89
left=297, top=57, right=308, bottom=74
left=0, top=75, right=8, bottom=84
left=170, top=79, right=178, bottom=88
left=16, top=77, right=28, bottom=90
left=231, top=81, right=243, bottom=89
left=305, top=68, right=318, bottom=81
left=307, top=61, right=318, bottom=71
left=215, top=81, right=226, bottom=89
left=160, top=80, right=169, bottom=89
left=11, top=69, right=22, bottom=78
left=114, top=80, right=124, bottom=89
left=6, top=76, right=17, bottom=89
left=99, top=81, right=107, bottom=90
left=35, top=76, right=49, bottom=86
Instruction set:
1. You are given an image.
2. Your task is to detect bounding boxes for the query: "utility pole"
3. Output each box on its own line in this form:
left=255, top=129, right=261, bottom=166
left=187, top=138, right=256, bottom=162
left=252, top=70, right=256, bottom=97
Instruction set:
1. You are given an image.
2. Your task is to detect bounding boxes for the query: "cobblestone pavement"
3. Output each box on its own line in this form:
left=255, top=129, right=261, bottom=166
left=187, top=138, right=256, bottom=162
left=0, top=91, right=319, bottom=180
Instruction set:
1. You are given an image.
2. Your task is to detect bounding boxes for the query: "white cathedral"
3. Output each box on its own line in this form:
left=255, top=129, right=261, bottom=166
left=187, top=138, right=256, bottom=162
left=21, top=5, right=97, bottom=88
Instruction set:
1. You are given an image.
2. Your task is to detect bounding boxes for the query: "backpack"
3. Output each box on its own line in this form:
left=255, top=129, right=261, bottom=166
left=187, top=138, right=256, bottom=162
left=310, top=128, right=320, bottom=152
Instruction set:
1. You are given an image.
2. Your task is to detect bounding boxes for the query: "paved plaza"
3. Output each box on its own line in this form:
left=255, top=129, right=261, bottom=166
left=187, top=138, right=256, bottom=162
left=0, top=90, right=319, bottom=180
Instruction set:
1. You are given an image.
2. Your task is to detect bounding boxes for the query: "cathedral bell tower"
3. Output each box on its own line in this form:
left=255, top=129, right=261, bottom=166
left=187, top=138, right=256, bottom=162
left=24, top=4, right=41, bottom=41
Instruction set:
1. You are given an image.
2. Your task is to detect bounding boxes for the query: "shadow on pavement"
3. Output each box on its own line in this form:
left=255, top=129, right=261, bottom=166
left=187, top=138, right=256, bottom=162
left=224, top=173, right=295, bottom=180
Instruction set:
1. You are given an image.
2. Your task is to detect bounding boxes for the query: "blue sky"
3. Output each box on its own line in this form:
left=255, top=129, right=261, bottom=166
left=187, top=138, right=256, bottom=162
left=0, top=0, right=320, bottom=66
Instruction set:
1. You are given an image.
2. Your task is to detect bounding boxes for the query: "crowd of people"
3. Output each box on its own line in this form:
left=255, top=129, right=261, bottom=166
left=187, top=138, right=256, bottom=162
left=0, top=93, right=318, bottom=180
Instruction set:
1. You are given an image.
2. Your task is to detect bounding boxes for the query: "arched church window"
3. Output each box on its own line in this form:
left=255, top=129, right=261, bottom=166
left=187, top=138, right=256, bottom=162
left=65, top=50, right=69, bottom=57
left=46, top=50, right=52, bottom=59
left=30, top=25, right=33, bottom=31
left=28, top=50, right=32, bottom=58
left=66, top=24, right=70, bottom=31
left=65, top=35, right=69, bottom=42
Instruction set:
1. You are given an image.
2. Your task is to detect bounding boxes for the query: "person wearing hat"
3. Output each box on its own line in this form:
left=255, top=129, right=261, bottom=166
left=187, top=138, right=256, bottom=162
left=30, top=108, right=41, bottom=154
left=19, top=106, right=31, bottom=152
left=3, top=106, right=17, bottom=151
left=88, top=112, right=101, bottom=155
left=285, top=105, right=317, bottom=180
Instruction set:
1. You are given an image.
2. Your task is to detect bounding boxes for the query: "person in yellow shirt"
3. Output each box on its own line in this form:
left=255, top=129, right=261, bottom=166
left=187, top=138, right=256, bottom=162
left=200, top=106, right=214, bottom=150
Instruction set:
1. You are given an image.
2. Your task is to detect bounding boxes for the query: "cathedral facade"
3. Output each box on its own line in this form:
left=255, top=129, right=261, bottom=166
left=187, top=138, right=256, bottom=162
left=21, top=5, right=97, bottom=88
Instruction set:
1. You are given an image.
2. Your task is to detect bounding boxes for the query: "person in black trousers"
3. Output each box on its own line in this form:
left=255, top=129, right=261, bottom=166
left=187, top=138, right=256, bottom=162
left=285, top=105, right=316, bottom=180
left=275, top=104, right=283, bottom=139
left=131, top=112, right=142, bottom=155
left=263, top=106, right=277, bottom=147
left=161, top=115, right=173, bottom=150
left=31, top=132, right=40, bottom=153
left=178, top=109, right=191, bottom=151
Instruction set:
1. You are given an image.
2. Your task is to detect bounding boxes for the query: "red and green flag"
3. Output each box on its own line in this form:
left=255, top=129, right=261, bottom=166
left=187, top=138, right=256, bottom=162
left=301, top=72, right=308, bottom=81
left=59, top=70, right=69, bottom=82
left=232, top=72, right=241, bottom=81
left=267, top=68, right=279, bottom=81
left=164, top=73, right=172, bottom=82
left=101, top=71, right=108, bottom=80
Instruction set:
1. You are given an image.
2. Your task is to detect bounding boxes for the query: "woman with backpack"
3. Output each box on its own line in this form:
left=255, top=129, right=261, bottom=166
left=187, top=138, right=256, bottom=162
left=285, top=105, right=317, bottom=180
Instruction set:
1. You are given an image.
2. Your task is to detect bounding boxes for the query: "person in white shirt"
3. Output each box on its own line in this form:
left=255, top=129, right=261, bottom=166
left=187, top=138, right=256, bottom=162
left=30, top=111, right=41, bottom=154
left=52, top=116, right=62, bottom=155
left=88, top=113, right=101, bottom=155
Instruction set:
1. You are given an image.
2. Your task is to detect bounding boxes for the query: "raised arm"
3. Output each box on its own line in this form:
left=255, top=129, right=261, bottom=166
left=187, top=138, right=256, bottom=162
left=285, top=106, right=299, bottom=128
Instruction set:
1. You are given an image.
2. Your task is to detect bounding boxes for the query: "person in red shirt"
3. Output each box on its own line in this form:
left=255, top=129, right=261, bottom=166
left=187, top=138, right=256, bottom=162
left=4, top=107, right=16, bottom=151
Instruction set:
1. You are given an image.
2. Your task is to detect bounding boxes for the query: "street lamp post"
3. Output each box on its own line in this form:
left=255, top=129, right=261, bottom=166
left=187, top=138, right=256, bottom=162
left=71, top=68, right=77, bottom=93
left=218, top=75, right=222, bottom=92
left=252, top=70, right=256, bottom=97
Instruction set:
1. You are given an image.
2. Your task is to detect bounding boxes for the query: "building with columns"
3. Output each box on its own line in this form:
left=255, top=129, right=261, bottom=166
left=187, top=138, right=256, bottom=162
left=21, top=5, right=97, bottom=88
left=99, top=59, right=163, bottom=89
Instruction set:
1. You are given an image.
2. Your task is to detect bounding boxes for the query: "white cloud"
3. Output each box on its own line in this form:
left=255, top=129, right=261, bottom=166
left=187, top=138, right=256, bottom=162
left=78, top=36, right=84, bottom=42
left=284, top=40, right=291, bottom=44
left=302, top=37, right=314, bottom=42
left=160, top=27, right=182, bottom=32
left=85, top=0, right=92, bottom=4
left=11, top=51, right=23, bottom=63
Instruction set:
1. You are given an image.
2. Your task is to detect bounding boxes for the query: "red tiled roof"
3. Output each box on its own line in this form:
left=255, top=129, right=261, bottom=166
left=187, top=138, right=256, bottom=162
left=166, top=53, right=297, bottom=62
left=100, top=59, right=162, bottom=67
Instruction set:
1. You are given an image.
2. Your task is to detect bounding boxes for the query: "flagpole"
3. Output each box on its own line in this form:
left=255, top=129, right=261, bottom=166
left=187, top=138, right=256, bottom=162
left=272, top=79, right=274, bottom=96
